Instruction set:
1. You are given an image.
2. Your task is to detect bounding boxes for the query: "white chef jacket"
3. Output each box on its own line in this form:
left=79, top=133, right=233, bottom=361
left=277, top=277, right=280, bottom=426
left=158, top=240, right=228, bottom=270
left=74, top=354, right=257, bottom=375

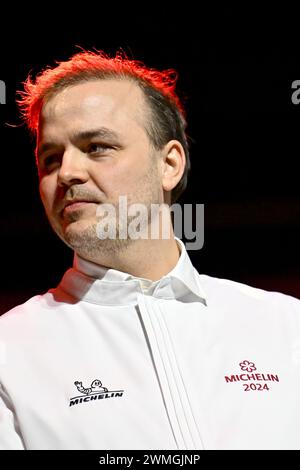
left=0, top=237, right=300, bottom=450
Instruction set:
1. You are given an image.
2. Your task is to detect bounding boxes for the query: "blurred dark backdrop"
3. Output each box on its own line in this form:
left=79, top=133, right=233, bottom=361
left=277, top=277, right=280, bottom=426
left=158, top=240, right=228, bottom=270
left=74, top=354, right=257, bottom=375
left=1, top=7, right=300, bottom=314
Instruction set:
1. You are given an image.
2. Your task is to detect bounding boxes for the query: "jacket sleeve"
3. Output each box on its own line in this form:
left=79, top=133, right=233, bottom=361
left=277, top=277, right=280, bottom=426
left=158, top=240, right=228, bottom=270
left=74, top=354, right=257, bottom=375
left=0, top=386, right=24, bottom=450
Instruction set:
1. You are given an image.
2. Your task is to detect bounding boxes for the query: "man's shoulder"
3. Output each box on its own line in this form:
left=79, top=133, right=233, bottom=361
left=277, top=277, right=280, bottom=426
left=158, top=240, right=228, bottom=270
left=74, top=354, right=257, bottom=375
left=0, top=288, right=63, bottom=330
left=197, top=272, right=300, bottom=310
left=0, top=293, right=45, bottom=323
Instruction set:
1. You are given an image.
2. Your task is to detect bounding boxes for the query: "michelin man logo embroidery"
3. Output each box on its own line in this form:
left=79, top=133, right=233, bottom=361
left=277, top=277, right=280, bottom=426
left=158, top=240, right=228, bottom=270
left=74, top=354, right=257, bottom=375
left=74, top=379, right=108, bottom=395
left=69, top=378, right=124, bottom=407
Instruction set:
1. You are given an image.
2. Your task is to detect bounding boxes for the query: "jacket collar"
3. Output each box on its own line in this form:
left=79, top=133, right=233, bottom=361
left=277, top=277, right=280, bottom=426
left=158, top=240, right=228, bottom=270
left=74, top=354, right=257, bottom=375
left=58, top=238, right=207, bottom=306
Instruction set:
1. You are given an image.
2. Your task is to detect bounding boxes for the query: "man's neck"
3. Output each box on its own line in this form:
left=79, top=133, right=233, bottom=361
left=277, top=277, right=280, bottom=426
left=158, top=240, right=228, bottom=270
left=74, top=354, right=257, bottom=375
left=76, top=237, right=181, bottom=282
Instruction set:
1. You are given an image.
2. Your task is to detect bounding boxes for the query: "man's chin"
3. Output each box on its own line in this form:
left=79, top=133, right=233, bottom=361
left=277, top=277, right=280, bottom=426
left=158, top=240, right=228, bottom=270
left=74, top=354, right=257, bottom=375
left=60, top=220, right=96, bottom=247
left=61, top=222, right=134, bottom=256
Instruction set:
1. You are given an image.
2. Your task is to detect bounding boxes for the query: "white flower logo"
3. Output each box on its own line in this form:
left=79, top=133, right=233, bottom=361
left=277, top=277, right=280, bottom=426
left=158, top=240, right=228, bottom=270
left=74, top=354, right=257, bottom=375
left=239, top=360, right=256, bottom=372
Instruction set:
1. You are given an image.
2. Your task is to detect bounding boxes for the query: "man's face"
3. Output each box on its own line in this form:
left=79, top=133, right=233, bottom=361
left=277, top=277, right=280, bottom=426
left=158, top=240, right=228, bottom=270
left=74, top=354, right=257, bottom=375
left=37, top=79, right=164, bottom=260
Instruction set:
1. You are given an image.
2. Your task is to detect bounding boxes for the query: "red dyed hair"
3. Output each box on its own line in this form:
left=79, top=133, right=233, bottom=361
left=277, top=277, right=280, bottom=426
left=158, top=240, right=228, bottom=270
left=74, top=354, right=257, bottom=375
left=17, top=49, right=183, bottom=133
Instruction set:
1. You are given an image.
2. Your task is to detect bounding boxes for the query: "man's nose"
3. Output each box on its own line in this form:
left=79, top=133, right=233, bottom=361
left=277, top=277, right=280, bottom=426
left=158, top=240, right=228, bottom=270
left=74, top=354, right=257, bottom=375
left=57, top=148, right=89, bottom=187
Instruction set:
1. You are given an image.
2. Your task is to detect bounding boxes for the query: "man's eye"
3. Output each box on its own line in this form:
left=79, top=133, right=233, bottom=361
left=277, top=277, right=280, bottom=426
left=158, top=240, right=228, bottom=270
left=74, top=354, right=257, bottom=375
left=88, top=143, right=112, bottom=154
left=42, top=154, right=60, bottom=170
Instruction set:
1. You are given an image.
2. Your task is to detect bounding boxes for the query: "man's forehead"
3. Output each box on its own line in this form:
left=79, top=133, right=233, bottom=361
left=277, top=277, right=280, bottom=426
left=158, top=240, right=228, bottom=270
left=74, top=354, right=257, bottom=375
left=40, top=79, right=146, bottom=121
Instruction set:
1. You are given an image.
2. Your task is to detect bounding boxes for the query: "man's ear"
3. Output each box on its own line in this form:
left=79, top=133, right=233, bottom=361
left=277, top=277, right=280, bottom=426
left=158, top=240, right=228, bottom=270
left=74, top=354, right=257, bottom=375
left=161, top=140, right=186, bottom=193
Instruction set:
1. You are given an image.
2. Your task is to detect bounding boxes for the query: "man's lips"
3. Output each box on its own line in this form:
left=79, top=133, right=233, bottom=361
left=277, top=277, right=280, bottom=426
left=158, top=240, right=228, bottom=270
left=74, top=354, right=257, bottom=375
left=60, top=200, right=98, bottom=215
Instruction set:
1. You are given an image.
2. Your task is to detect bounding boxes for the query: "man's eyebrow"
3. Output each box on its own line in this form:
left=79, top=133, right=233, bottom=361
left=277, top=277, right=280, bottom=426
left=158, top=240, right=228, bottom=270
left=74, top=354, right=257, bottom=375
left=70, top=127, right=121, bottom=143
left=37, top=127, right=122, bottom=159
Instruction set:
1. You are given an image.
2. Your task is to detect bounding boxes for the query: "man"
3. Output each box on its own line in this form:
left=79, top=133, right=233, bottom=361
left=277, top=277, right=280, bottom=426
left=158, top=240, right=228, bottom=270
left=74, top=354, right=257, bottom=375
left=0, top=50, right=299, bottom=450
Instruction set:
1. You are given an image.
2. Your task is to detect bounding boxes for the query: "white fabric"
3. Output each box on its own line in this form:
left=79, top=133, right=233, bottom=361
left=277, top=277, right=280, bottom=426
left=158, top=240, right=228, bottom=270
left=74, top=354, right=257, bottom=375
left=0, top=237, right=300, bottom=449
